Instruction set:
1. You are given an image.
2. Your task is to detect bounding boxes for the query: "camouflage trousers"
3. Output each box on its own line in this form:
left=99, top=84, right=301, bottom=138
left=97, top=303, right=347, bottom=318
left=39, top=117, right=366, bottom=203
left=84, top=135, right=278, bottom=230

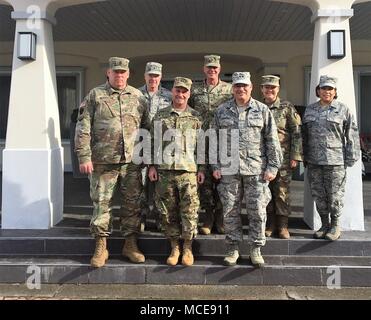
left=267, top=167, right=292, bottom=217
left=307, top=164, right=346, bottom=219
left=155, top=170, right=199, bottom=240
left=89, top=163, right=142, bottom=237
left=199, top=166, right=222, bottom=214
left=218, top=174, right=271, bottom=247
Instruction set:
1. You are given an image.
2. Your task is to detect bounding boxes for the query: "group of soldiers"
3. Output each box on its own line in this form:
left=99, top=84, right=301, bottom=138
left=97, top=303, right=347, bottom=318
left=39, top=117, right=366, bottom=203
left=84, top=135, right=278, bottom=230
left=74, top=54, right=360, bottom=269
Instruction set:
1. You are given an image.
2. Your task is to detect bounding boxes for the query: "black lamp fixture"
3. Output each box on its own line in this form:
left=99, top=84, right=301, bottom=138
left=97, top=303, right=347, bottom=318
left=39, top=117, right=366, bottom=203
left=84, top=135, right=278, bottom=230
left=17, top=32, right=37, bottom=60
left=327, top=30, right=345, bottom=59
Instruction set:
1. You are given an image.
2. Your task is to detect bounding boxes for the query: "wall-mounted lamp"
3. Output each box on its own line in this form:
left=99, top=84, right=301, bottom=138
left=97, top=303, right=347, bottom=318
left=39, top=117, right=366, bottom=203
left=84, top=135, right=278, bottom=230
left=327, top=30, right=345, bottom=59
left=17, top=32, right=37, bottom=60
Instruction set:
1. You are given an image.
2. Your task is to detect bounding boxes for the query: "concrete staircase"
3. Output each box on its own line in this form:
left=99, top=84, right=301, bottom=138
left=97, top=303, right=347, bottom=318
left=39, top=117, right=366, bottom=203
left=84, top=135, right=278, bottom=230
left=1, top=174, right=370, bottom=287
left=1, top=215, right=371, bottom=286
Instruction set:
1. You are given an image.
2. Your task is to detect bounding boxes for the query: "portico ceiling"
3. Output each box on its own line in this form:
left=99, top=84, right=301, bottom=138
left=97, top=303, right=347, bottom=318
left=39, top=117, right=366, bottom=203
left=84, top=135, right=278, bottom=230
left=0, top=0, right=371, bottom=41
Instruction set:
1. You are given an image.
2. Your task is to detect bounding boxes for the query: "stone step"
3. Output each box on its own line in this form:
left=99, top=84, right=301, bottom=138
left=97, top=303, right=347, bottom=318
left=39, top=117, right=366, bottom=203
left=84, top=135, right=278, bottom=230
left=1, top=235, right=371, bottom=257
left=1, top=255, right=370, bottom=286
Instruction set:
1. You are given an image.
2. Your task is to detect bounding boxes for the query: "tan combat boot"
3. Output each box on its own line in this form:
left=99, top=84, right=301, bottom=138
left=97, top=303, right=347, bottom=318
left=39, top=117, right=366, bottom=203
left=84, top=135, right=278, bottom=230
left=223, top=245, right=239, bottom=266
left=325, top=217, right=341, bottom=241
left=181, top=239, right=194, bottom=266
left=250, top=245, right=265, bottom=268
left=199, top=210, right=214, bottom=235
left=265, top=212, right=276, bottom=237
left=313, top=215, right=330, bottom=239
left=167, top=239, right=181, bottom=266
left=277, top=215, right=290, bottom=239
left=90, top=236, right=109, bottom=268
left=122, top=235, right=145, bottom=263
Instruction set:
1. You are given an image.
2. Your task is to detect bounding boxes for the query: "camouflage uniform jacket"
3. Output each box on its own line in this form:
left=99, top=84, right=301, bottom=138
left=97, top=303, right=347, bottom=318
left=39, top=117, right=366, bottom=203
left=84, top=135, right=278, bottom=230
left=212, top=98, right=282, bottom=176
left=266, top=98, right=303, bottom=166
left=138, top=85, right=172, bottom=122
left=75, top=82, right=149, bottom=165
left=302, top=100, right=360, bottom=166
left=189, top=80, right=233, bottom=129
left=151, top=105, right=204, bottom=173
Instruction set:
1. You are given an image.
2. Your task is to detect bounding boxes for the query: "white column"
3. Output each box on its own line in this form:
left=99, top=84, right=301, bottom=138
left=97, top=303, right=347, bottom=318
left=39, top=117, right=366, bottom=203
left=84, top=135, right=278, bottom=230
left=304, top=6, right=364, bottom=231
left=1, top=5, right=63, bottom=229
left=269, top=0, right=367, bottom=230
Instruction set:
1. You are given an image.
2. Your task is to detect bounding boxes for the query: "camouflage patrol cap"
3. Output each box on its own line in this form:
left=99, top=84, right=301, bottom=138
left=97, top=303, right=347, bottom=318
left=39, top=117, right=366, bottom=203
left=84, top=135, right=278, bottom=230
left=173, top=77, right=192, bottom=91
left=204, top=55, right=221, bottom=67
left=232, top=72, right=251, bottom=85
left=109, top=57, right=129, bottom=71
left=145, top=62, right=162, bottom=75
left=319, top=75, right=337, bottom=88
left=261, top=75, right=280, bottom=86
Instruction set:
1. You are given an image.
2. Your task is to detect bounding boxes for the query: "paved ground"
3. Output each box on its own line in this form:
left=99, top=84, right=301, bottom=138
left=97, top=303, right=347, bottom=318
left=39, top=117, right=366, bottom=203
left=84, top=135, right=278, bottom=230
left=1, top=284, right=371, bottom=300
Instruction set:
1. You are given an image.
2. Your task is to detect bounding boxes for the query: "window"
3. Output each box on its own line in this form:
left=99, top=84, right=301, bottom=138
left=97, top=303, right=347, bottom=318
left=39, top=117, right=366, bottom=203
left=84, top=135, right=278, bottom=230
left=0, top=67, right=84, bottom=141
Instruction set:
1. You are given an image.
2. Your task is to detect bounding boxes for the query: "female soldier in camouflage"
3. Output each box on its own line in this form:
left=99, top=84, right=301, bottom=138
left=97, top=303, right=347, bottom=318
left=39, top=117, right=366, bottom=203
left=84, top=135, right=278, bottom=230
left=302, top=75, right=360, bottom=241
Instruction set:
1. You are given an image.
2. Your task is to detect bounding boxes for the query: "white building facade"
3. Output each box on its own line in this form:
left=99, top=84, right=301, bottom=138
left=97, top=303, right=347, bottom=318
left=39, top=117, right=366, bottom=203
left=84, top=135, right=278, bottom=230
left=0, top=0, right=370, bottom=230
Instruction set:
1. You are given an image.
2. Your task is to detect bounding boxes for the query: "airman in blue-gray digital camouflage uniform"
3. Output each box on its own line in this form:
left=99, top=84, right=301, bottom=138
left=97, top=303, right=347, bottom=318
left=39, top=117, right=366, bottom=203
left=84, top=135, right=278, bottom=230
left=302, top=75, right=360, bottom=241
left=211, top=72, right=282, bottom=267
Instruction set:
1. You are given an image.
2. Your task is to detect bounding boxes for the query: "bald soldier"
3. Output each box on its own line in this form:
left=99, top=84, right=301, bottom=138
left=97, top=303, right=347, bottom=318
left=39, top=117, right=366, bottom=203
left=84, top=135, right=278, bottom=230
left=260, top=75, right=303, bottom=239
left=75, top=57, right=149, bottom=268
left=189, top=55, right=233, bottom=235
left=138, top=62, right=172, bottom=232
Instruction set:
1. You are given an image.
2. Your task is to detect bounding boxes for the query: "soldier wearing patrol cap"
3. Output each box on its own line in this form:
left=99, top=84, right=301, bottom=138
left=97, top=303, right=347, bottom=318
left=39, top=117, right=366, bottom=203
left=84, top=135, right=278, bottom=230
left=138, top=62, right=172, bottom=232
left=303, top=75, right=360, bottom=241
left=75, top=57, right=150, bottom=267
left=148, top=77, right=205, bottom=266
left=189, top=54, right=233, bottom=235
left=212, top=72, right=282, bottom=267
left=260, top=75, right=303, bottom=239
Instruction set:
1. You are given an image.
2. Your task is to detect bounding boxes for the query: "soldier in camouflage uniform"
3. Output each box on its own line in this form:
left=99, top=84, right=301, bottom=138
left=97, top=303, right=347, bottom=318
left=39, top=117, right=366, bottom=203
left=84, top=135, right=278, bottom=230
left=303, top=75, right=360, bottom=241
left=138, top=62, right=172, bottom=232
left=148, top=77, right=205, bottom=266
left=189, top=55, right=233, bottom=235
left=212, top=72, right=282, bottom=267
left=213, top=72, right=282, bottom=266
left=75, top=57, right=150, bottom=267
left=261, top=75, right=303, bottom=239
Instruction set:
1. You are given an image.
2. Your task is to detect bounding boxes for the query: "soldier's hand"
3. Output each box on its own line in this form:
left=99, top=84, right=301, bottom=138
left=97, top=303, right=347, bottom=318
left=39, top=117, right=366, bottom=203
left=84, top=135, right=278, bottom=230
left=197, top=172, right=205, bottom=184
left=79, top=161, right=93, bottom=174
left=148, top=166, right=158, bottom=181
left=264, top=171, right=276, bottom=182
left=213, top=170, right=222, bottom=180
left=290, top=160, right=298, bottom=168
